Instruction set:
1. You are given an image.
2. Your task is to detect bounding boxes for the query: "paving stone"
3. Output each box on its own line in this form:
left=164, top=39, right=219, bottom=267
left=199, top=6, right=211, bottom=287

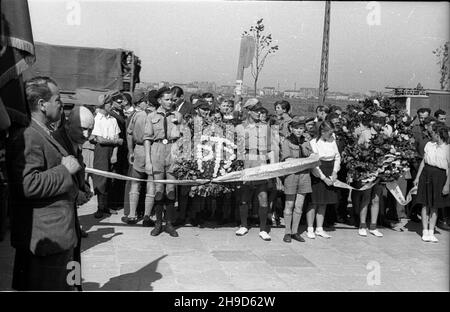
left=1, top=196, right=448, bottom=291
left=211, top=250, right=261, bottom=262
left=261, top=253, right=315, bottom=268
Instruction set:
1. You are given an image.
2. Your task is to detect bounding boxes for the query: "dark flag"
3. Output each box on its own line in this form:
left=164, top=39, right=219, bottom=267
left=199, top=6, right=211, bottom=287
left=0, top=0, right=35, bottom=123
left=0, top=0, right=35, bottom=241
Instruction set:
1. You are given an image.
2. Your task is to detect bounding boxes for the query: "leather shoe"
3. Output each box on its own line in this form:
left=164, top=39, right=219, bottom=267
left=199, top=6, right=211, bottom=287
left=291, top=233, right=305, bottom=242
left=165, top=223, right=179, bottom=237
left=94, top=210, right=103, bottom=219
left=437, top=220, right=450, bottom=231
left=121, top=216, right=138, bottom=225
left=283, top=234, right=292, bottom=243
left=150, top=222, right=163, bottom=236
left=142, top=216, right=155, bottom=227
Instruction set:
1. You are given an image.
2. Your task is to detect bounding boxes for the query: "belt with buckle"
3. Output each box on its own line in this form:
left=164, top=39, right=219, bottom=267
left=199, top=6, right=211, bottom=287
left=152, top=138, right=176, bottom=145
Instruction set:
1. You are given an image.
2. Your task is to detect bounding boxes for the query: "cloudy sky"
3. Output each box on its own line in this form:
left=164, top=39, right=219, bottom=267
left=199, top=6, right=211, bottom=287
left=28, top=0, right=449, bottom=93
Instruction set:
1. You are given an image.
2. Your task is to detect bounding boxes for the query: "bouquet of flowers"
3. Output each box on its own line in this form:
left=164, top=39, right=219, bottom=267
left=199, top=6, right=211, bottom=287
left=341, top=98, right=416, bottom=184
left=172, top=120, right=244, bottom=197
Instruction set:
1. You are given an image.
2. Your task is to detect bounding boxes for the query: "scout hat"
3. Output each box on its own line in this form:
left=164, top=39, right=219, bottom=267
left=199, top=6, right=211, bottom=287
left=289, top=116, right=307, bottom=128
left=243, top=98, right=260, bottom=110
left=98, top=90, right=122, bottom=105
left=133, top=89, right=147, bottom=104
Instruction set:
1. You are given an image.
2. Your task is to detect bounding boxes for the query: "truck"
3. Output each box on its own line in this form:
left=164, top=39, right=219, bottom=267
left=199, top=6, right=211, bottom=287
left=23, top=41, right=141, bottom=108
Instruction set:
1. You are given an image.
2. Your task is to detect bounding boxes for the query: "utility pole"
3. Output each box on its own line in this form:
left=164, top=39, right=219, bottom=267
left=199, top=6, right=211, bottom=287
left=318, top=1, right=331, bottom=107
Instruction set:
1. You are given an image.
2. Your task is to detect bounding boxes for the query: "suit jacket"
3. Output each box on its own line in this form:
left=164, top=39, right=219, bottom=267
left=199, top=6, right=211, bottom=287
left=177, top=100, right=194, bottom=116
left=6, top=120, right=78, bottom=256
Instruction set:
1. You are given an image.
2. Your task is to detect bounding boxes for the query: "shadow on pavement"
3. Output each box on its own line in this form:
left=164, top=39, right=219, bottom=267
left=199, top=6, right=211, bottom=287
left=82, top=255, right=167, bottom=291
left=80, top=227, right=123, bottom=253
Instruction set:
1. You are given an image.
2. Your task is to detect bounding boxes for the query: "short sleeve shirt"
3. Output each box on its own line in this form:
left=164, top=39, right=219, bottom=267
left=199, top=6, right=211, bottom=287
left=127, top=110, right=147, bottom=144
left=92, top=112, right=120, bottom=140
left=143, top=107, right=183, bottom=142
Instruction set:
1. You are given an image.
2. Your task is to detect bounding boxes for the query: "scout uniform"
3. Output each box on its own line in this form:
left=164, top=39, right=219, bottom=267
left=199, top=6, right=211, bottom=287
left=143, top=106, right=183, bottom=236
left=234, top=104, right=277, bottom=241
left=281, top=133, right=313, bottom=196
left=124, top=107, right=156, bottom=225
left=280, top=116, right=313, bottom=242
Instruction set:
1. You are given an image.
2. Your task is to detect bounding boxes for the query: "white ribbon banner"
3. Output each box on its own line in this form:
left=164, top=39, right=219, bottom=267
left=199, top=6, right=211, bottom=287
left=85, top=153, right=417, bottom=206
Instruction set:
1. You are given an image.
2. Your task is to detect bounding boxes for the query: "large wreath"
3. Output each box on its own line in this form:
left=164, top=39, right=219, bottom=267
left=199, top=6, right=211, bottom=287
left=172, top=116, right=244, bottom=197
left=340, top=98, right=416, bottom=184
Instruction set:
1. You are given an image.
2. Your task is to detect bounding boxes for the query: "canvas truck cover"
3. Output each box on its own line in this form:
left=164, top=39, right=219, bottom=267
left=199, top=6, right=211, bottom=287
left=23, top=42, right=125, bottom=91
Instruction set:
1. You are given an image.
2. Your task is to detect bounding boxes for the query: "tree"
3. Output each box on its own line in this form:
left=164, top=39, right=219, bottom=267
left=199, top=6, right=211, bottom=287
left=242, top=19, right=279, bottom=96
left=432, top=41, right=449, bottom=90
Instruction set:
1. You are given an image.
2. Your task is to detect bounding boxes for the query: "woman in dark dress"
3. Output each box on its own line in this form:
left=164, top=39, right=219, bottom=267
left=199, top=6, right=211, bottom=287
left=306, top=121, right=341, bottom=239
left=414, top=122, right=450, bottom=243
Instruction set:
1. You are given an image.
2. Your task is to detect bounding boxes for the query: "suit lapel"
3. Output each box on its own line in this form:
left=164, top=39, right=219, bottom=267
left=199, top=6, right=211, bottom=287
left=31, top=120, right=69, bottom=157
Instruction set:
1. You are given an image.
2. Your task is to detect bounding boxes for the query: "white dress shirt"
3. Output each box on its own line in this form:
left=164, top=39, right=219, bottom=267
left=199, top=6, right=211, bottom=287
left=309, top=137, right=341, bottom=179
left=92, top=112, right=120, bottom=140
left=424, top=141, right=450, bottom=171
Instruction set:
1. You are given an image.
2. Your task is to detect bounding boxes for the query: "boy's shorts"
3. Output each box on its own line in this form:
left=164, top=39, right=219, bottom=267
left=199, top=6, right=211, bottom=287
left=284, top=171, right=312, bottom=195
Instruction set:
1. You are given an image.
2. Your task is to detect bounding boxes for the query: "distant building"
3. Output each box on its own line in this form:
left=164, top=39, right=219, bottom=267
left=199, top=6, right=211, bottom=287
left=297, top=88, right=318, bottom=99
left=283, top=90, right=302, bottom=98
left=186, top=84, right=199, bottom=93
left=262, top=87, right=275, bottom=96
left=387, top=87, right=450, bottom=126
left=195, top=81, right=216, bottom=93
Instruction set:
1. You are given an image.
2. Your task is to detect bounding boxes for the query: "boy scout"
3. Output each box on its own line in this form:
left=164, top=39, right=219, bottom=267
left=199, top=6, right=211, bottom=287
left=143, top=87, right=183, bottom=237
left=234, top=101, right=278, bottom=241
left=122, top=89, right=156, bottom=226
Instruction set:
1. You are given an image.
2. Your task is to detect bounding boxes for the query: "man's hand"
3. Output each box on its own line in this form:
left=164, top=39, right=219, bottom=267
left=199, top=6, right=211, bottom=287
left=443, top=183, right=449, bottom=196
left=114, top=138, right=123, bottom=146
left=61, top=155, right=81, bottom=175
left=413, top=179, right=419, bottom=187
left=145, top=162, right=153, bottom=176
left=111, top=154, right=117, bottom=164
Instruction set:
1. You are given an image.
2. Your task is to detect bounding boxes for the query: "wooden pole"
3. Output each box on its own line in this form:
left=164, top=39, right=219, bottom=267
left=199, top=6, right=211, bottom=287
left=318, top=1, right=331, bottom=107
left=129, top=52, right=135, bottom=92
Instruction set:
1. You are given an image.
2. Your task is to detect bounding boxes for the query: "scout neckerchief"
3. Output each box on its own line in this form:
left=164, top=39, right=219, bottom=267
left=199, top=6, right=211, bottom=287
left=157, top=110, right=174, bottom=143
left=287, top=133, right=306, bottom=158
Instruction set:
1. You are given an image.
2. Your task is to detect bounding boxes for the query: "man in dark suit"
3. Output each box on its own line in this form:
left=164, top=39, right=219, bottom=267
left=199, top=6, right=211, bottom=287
left=6, top=76, right=82, bottom=291
left=171, top=86, right=193, bottom=116
left=52, top=106, right=95, bottom=290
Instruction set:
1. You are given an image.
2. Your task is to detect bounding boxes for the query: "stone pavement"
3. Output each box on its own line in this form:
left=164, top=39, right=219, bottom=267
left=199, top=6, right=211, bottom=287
left=0, top=196, right=449, bottom=291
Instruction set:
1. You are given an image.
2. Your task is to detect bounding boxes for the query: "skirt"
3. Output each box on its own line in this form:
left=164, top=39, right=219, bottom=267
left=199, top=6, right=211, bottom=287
left=311, top=160, right=339, bottom=205
left=416, top=164, right=449, bottom=209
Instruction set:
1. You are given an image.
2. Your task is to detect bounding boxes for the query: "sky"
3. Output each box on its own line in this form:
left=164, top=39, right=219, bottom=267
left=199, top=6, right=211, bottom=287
left=28, top=0, right=449, bottom=93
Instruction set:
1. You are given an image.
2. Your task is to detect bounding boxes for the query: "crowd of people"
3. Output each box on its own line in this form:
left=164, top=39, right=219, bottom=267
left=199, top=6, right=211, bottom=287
left=3, top=76, right=449, bottom=290
left=77, top=82, right=449, bottom=243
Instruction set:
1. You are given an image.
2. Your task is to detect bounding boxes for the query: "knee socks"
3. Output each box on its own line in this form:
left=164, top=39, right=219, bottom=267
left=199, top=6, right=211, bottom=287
left=292, top=209, right=302, bottom=234
left=239, top=204, right=248, bottom=228
left=284, top=211, right=293, bottom=235
left=154, top=200, right=164, bottom=223
left=259, top=205, right=268, bottom=232
left=165, top=199, right=176, bottom=223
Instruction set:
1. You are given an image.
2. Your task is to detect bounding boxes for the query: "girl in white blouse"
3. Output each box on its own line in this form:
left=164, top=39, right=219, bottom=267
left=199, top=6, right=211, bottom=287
left=414, top=122, right=450, bottom=242
left=306, top=121, right=341, bottom=239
